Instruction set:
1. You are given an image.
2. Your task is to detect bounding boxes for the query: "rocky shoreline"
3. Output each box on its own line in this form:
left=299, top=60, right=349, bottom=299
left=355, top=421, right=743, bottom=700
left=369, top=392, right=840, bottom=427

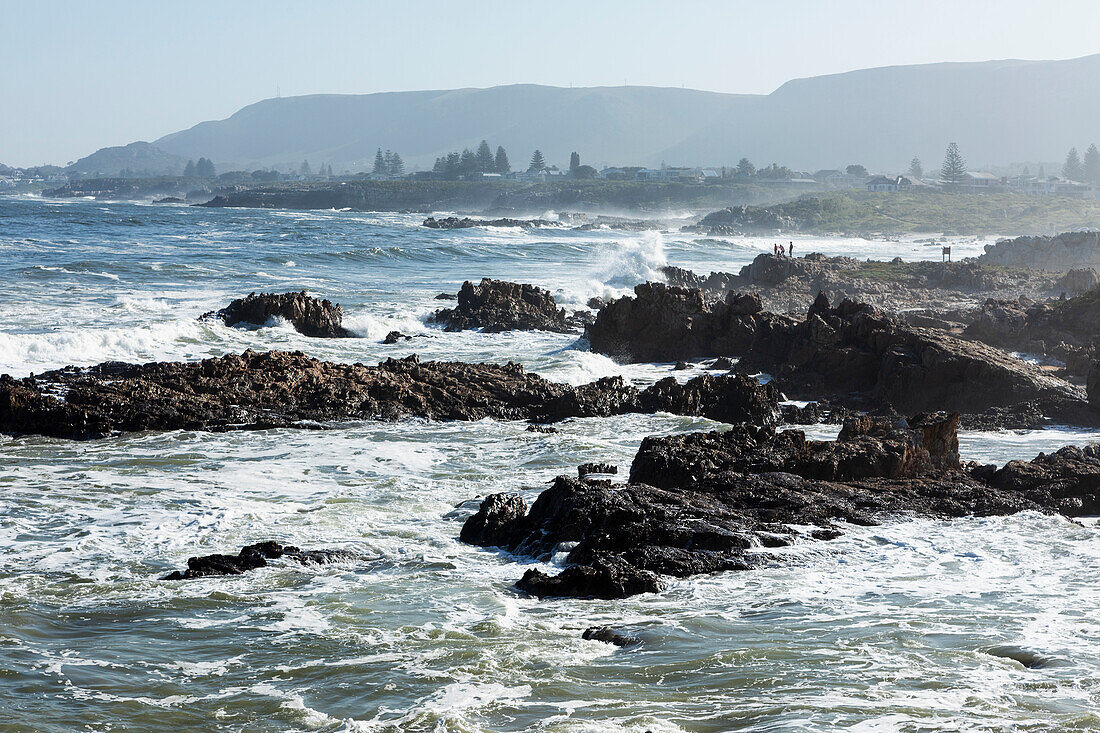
left=460, top=412, right=1100, bottom=599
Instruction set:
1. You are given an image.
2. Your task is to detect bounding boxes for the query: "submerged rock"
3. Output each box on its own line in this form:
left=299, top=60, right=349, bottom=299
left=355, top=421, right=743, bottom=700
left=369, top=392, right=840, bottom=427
left=461, top=412, right=1100, bottom=599
left=423, top=216, right=554, bottom=230
left=204, top=291, right=351, bottom=338
left=0, top=351, right=780, bottom=440
left=162, top=541, right=353, bottom=579
left=582, top=626, right=641, bottom=647
left=430, top=278, right=574, bottom=333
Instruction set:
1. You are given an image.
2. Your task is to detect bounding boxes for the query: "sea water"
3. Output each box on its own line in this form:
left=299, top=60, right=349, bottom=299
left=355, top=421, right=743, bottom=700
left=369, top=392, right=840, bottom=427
left=1, top=196, right=1097, bottom=732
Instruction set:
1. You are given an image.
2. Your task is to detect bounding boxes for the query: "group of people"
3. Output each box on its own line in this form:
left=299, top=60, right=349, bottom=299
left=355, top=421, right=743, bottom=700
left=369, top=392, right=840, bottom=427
left=773, top=241, right=795, bottom=257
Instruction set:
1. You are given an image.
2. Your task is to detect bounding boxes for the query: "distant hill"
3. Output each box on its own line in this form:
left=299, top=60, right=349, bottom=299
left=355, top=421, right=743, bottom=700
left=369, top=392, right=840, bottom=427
left=93, top=54, right=1100, bottom=173
left=66, top=141, right=185, bottom=177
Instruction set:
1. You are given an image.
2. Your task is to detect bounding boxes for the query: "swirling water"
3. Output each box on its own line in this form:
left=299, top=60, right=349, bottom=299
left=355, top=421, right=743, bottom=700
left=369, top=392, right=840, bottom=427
left=1, top=196, right=1099, bottom=732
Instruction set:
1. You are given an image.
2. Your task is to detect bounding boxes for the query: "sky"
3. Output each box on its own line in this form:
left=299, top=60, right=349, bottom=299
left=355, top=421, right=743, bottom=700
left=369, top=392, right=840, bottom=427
left=3, top=0, right=1100, bottom=167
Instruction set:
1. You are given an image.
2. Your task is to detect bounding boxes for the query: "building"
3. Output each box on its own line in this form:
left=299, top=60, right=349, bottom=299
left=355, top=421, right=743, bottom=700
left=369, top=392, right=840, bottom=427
left=823, top=171, right=866, bottom=188
left=959, top=171, right=1002, bottom=191
left=865, top=175, right=913, bottom=192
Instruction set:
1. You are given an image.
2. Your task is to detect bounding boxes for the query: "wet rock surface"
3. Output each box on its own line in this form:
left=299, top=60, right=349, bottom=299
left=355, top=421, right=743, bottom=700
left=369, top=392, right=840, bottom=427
left=162, top=541, right=354, bottom=579
left=430, top=278, right=578, bottom=333
left=0, top=351, right=780, bottom=439
left=204, top=291, right=351, bottom=338
left=461, top=413, right=1100, bottom=599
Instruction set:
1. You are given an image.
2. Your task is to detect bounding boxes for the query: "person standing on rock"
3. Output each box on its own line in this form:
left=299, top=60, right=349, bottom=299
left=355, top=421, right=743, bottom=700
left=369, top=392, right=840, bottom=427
left=788, top=241, right=794, bottom=258
left=773, top=243, right=778, bottom=255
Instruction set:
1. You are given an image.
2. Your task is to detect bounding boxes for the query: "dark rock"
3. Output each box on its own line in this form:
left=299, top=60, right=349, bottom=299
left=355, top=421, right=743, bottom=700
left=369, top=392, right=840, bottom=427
left=162, top=541, right=352, bottom=579
left=434, top=292, right=457, bottom=300
left=204, top=291, right=350, bottom=338
left=383, top=330, right=410, bottom=344
left=526, top=424, right=560, bottom=433
left=673, top=361, right=691, bottom=370
left=582, top=626, right=641, bottom=647
left=462, top=412, right=1100, bottom=599
left=423, top=216, right=554, bottom=230
left=430, top=278, right=573, bottom=333
left=0, top=351, right=781, bottom=440
left=711, top=357, right=736, bottom=370
left=578, top=462, right=617, bottom=479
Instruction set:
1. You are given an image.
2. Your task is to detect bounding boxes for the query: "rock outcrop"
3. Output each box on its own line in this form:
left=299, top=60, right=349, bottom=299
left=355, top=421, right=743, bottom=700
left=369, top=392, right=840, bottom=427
left=430, top=278, right=575, bottom=333
left=461, top=413, right=1100, bottom=599
left=0, top=350, right=780, bottom=440
left=588, top=287, right=1088, bottom=424
left=586, top=282, right=774, bottom=362
left=204, top=291, right=351, bottom=338
left=423, top=216, right=555, bottom=230
left=162, top=541, right=354, bottom=579
left=979, top=231, right=1100, bottom=271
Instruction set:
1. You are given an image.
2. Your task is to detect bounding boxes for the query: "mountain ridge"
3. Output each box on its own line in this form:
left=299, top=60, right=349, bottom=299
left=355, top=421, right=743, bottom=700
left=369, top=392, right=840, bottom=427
left=73, top=54, right=1100, bottom=175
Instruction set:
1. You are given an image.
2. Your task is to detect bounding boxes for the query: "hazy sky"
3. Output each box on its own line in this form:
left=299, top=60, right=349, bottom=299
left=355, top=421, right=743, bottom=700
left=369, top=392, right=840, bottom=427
left=3, top=0, right=1100, bottom=166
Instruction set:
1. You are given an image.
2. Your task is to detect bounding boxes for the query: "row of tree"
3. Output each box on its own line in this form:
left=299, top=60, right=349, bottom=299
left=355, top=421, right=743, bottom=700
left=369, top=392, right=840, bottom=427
left=1062, top=145, right=1100, bottom=183
left=432, top=140, right=510, bottom=180
left=372, top=149, right=405, bottom=177
left=183, top=157, right=215, bottom=178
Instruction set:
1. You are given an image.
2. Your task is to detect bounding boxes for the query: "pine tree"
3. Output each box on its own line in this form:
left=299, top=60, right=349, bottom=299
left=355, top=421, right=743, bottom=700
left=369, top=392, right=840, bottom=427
left=299, top=160, right=311, bottom=175
left=476, top=140, right=494, bottom=171
left=528, top=150, right=546, bottom=172
left=735, top=157, right=755, bottom=177
left=494, top=146, right=510, bottom=173
left=940, top=142, right=966, bottom=185
left=385, top=151, right=404, bottom=176
left=846, top=164, right=868, bottom=178
left=184, top=159, right=196, bottom=177
left=569, top=151, right=580, bottom=174
left=1063, top=146, right=1083, bottom=180
left=1038, top=165, right=1046, bottom=179
left=1084, top=144, right=1100, bottom=184
left=195, top=157, right=215, bottom=178
left=373, top=149, right=386, bottom=175
left=459, top=148, right=478, bottom=176
left=908, top=157, right=923, bottom=179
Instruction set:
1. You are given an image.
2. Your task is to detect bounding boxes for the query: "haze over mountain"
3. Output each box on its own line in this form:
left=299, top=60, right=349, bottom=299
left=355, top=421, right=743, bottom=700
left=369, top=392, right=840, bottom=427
left=76, top=54, right=1100, bottom=175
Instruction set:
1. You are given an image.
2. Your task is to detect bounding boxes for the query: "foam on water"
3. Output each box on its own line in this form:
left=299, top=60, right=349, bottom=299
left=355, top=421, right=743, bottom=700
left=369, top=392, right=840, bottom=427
left=3, top=196, right=1100, bottom=732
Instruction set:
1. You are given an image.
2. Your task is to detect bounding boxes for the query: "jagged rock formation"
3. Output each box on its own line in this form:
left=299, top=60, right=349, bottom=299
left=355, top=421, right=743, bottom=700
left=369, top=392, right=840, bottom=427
left=423, top=216, right=555, bottom=229
left=430, top=278, right=577, bottom=333
left=204, top=291, right=351, bottom=337
left=461, top=413, right=1100, bottom=599
left=586, top=282, right=772, bottom=362
left=0, top=350, right=780, bottom=440
left=162, top=541, right=354, bottom=579
left=693, top=205, right=799, bottom=233
left=979, top=231, right=1100, bottom=271
left=588, top=287, right=1089, bottom=425
left=660, top=255, right=1068, bottom=313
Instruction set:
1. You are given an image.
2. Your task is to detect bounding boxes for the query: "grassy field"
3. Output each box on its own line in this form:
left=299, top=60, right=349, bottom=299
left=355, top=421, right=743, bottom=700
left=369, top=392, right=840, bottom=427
left=756, top=190, right=1100, bottom=235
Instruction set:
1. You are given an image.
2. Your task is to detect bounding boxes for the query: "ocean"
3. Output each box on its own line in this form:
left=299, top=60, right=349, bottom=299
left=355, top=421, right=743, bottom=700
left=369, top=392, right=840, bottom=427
left=2, top=195, right=1099, bottom=732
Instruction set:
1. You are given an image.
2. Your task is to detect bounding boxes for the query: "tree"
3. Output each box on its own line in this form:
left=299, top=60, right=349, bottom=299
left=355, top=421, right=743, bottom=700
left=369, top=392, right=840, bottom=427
left=573, top=164, right=598, bottom=179
left=384, top=151, right=404, bottom=176
left=908, top=157, right=923, bottom=179
left=940, top=142, right=966, bottom=185
left=373, top=149, right=386, bottom=175
left=529, top=149, right=546, bottom=172
left=196, top=157, right=215, bottom=178
left=735, top=157, right=755, bottom=177
left=299, top=160, right=311, bottom=176
left=1084, top=144, right=1100, bottom=184
left=459, top=148, right=478, bottom=176
left=846, top=164, right=868, bottom=178
left=1038, top=165, right=1046, bottom=179
left=476, top=140, right=494, bottom=171
left=569, top=151, right=580, bottom=174
left=183, top=159, right=196, bottom=177
left=495, top=146, right=510, bottom=173
left=1063, top=146, right=1083, bottom=180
